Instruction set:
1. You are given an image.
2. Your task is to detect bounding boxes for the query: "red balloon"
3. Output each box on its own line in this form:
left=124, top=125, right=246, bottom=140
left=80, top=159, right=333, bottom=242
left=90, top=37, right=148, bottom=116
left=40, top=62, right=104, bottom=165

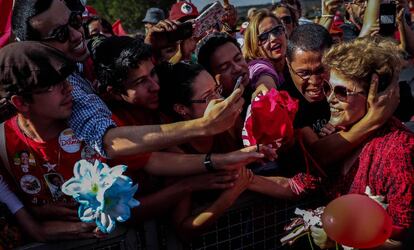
left=322, top=194, right=392, bottom=249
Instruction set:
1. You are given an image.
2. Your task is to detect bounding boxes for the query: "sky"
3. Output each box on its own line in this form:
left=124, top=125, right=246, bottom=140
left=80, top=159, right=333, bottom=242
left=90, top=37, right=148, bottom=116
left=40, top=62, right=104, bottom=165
left=191, top=0, right=274, bottom=9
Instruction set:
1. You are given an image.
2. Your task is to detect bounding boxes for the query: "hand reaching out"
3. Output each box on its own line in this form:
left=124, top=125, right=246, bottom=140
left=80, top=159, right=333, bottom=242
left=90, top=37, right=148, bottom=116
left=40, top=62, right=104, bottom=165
left=202, top=88, right=245, bottom=136
left=180, top=171, right=239, bottom=192
left=144, top=19, right=179, bottom=49
left=213, top=145, right=264, bottom=171
left=224, top=167, right=254, bottom=196
left=310, top=226, right=336, bottom=249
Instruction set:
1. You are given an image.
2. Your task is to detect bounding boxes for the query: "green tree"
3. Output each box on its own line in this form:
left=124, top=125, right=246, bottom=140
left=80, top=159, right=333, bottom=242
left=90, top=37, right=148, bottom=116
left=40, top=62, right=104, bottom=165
left=87, top=0, right=175, bottom=33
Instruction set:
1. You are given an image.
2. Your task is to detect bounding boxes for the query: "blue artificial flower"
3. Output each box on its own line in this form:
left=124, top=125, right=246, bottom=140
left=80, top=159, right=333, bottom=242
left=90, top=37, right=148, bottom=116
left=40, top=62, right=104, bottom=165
left=62, top=160, right=139, bottom=233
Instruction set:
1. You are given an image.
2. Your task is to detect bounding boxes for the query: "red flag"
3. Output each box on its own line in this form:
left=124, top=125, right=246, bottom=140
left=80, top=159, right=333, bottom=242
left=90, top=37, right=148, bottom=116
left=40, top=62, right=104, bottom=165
left=0, top=0, right=13, bottom=48
left=112, top=19, right=127, bottom=36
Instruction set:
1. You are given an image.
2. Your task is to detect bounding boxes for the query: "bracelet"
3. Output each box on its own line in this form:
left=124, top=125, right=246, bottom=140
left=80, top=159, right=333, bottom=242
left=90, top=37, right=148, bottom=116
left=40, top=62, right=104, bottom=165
left=204, top=153, right=215, bottom=172
left=321, top=14, right=334, bottom=18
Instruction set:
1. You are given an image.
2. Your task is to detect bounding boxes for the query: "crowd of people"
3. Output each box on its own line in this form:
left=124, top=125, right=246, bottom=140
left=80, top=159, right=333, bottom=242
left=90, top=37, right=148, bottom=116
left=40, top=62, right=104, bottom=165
left=0, top=0, right=413, bottom=249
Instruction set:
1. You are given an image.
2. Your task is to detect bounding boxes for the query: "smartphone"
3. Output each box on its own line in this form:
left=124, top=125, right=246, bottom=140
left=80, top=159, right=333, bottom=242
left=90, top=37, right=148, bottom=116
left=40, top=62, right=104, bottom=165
left=379, top=2, right=396, bottom=37
left=233, top=76, right=243, bottom=91
left=193, top=1, right=225, bottom=38
left=166, top=22, right=193, bottom=42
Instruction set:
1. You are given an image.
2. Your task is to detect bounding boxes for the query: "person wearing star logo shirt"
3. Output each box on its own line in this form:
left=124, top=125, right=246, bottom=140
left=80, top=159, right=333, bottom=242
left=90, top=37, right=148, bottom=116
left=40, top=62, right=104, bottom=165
left=0, top=42, right=105, bottom=241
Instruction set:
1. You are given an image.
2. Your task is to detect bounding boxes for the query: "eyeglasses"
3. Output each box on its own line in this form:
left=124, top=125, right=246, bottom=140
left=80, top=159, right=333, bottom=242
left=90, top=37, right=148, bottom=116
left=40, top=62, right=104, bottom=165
left=257, top=25, right=285, bottom=44
left=32, top=80, right=71, bottom=94
left=280, top=16, right=293, bottom=25
left=322, top=80, right=365, bottom=102
left=289, top=63, right=326, bottom=81
left=190, top=84, right=223, bottom=104
left=41, top=12, right=83, bottom=43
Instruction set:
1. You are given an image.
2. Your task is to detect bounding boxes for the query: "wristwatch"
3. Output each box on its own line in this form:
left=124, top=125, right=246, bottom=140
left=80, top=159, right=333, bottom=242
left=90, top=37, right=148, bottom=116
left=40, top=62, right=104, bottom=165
left=204, top=153, right=215, bottom=172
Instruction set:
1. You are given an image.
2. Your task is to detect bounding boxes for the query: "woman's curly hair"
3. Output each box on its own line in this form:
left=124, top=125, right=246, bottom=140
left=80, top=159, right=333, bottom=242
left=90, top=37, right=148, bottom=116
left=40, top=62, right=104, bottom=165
left=322, top=36, right=403, bottom=92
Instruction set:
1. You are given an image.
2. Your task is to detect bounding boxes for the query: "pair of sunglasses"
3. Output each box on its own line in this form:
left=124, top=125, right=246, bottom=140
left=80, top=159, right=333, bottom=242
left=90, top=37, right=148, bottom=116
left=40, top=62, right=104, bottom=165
left=257, top=25, right=285, bottom=43
left=322, top=80, right=365, bottom=102
left=42, top=11, right=83, bottom=43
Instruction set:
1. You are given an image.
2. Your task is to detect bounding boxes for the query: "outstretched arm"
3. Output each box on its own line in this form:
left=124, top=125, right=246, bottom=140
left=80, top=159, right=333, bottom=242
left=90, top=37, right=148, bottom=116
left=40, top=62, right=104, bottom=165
left=173, top=167, right=253, bottom=240
left=133, top=171, right=238, bottom=223
left=396, top=7, right=414, bottom=55
left=359, top=0, right=381, bottom=37
left=144, top=146, right=264, bottom=176
left=104, top=88, right=244, bottom=158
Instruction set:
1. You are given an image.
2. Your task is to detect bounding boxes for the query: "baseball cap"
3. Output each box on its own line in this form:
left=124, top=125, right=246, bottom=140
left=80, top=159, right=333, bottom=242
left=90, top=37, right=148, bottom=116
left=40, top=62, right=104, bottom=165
left=169, top=1, right=199, bottom=22
left=82, top=5, right=99, bottom=20
left=0, top=41, right=75, bottom=99
left=143, top=8, right=166, bottom=24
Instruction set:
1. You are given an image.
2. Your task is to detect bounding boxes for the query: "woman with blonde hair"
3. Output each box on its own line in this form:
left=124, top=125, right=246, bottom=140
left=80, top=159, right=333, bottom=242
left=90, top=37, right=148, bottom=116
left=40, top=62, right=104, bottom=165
left=243, top=9, right=287, bottom=92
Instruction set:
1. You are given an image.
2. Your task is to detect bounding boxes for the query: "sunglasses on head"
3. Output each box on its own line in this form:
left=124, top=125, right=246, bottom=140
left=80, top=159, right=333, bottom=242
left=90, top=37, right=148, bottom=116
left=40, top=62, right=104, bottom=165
left=280, top=16, right=293, bottom=25
left=322, top=80, right=365, bottom=102
left=257, top=25, right=284, bottom=43
left=42, top=11, right=83, bottom=43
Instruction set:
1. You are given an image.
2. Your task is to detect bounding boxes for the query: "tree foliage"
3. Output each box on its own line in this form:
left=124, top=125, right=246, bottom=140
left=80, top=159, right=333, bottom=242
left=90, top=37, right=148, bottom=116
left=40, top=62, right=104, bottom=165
left=87, top=0, right=175, bottom=33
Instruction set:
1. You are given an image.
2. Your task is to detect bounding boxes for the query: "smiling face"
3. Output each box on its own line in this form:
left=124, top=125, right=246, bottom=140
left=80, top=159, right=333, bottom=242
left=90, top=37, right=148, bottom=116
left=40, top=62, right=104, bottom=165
left=273, top=7, right=294, bottom=37
left=209, top=42, right=249, bottom=97
left=121, top=59, right=160, bottom=110
left=288, top=49, right=327, bottom=103
left=186, top=70, right=222, bottom=119
left=30, top=0, right=89, bottom=62
left=257, top=17, right=287, bottom=63
left=327, top=70, right=367, bottom=128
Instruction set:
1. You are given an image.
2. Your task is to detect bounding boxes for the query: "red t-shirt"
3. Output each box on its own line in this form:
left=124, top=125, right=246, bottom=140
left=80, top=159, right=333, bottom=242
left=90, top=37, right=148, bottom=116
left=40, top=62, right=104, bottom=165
left=108, top=103, right=159, bottom=195
left=1, top=116, right=103, bottom=205
left=108, top=102, right=155, bottom=172
left=326, top=119, right=414, bottom=230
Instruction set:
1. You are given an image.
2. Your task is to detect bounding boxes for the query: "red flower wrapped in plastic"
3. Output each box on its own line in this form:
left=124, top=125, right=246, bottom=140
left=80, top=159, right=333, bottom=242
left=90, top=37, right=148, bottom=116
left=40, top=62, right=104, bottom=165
left=242, top=89, right=298, bottom=148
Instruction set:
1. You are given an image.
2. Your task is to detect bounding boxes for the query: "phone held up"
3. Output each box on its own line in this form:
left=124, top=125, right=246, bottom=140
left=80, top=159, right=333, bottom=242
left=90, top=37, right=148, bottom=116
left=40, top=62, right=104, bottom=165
left=379, top=1, right=397, bottom=37
left=233, top=76, right=243, bottom=92
left=165, top=1, right=226, bottom=42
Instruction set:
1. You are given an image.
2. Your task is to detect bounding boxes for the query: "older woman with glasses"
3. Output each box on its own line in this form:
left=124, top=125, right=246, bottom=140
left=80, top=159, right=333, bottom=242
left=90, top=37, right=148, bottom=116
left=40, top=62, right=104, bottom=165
left=310, top=36, right=414, bottom=249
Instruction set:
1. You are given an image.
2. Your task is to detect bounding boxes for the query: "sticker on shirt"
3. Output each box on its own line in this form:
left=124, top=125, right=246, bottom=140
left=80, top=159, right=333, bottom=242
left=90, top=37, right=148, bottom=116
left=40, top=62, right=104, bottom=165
left=58, top=128, right=81, bottom=153
left=44, top=173, right=64, bottom=199
left=42, top=162, right=57, bottom=172
left=20, top=174, right=41, bottom=194
left=13, top=150, right=36, bottom=173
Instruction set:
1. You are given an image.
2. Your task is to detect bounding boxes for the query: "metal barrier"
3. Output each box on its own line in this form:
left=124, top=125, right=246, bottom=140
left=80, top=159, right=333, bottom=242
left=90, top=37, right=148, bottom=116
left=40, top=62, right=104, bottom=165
left=16, top=193, right=321, bottom=250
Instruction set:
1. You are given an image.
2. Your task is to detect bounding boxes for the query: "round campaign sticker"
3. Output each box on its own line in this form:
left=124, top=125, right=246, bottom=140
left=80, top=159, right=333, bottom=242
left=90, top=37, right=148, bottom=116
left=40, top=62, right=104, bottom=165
left=20, top=175, right=41, bottom=194
left=181, top=3, right=193, bottom=14
left=58, top=128, right=81, bottom=153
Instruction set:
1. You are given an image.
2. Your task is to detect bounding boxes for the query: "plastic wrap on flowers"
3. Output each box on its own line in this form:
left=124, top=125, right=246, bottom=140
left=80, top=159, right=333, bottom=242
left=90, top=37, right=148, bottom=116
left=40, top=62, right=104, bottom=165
left=62, top=160, right=139, bottom=233
left=242, top=89, right=298, bottom=148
